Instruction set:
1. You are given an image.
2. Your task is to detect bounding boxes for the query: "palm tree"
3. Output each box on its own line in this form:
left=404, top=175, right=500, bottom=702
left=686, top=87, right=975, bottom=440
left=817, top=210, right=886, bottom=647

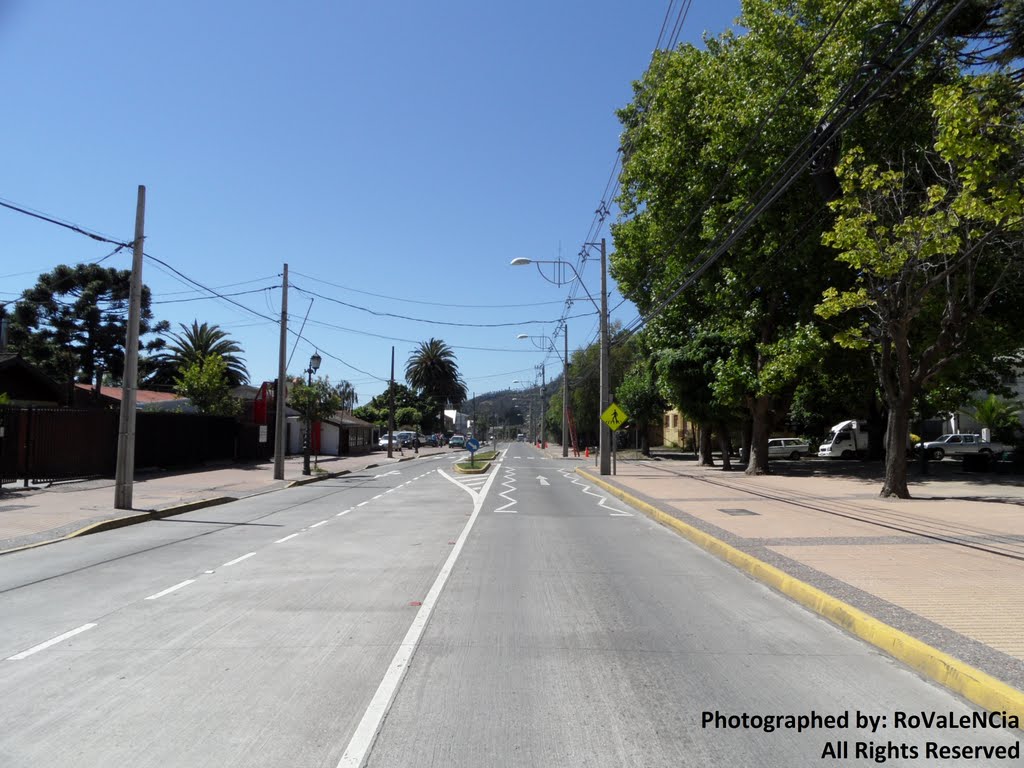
left=146, top=321, right=249, bottom=388
left=335, top=380, right=358, bottom=413
left=405, top=338, right=468, bottom=408
left=971, top=393, right=1022, bottom=441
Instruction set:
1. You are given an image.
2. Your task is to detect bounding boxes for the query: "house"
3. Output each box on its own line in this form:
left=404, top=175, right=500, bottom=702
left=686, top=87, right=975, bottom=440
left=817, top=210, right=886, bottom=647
left=285, top=412, right=377, bottom=456
left=72, top=383, right=187, bottom=410
left=0, top=353, right=65, bottom=407
left=657, top=408, right=695, bottom=449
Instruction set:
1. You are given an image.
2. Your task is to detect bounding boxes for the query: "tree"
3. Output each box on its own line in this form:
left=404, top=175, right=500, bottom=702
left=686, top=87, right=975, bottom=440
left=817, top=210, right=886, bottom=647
left=174, top=354, right=241, bottom=416
left=7, top=263, right=167, bottom=401
left=147, top=321, right=249, bottom=388
left=816, top=74, right=1024, bottom=497
left=335, top=380, right=358, bottom=412
left=971, top=393, right=1022, bottom=443
left=288, top=377, right=343, bottom=425
left=615, top=357, right=666, bottom=457
left=405, top=338, right=468, bottom=409
left=611, top=0, right=891, bottom=475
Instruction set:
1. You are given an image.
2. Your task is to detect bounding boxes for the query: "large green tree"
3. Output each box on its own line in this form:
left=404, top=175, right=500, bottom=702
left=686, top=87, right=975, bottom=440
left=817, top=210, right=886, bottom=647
left=146, top=321, right=249, bottom=388
left=817, top=74, right=1024, bottom=497
left=6, top=263, right=167, bottom=402
left=612, top=0, right=889, bottom=474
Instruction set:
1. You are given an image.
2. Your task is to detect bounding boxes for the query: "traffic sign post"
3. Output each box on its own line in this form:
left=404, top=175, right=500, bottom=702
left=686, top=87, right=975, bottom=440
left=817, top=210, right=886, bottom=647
left=601, top=404, right=629, bottom=476
left=466, top=437, right=480, bottom=467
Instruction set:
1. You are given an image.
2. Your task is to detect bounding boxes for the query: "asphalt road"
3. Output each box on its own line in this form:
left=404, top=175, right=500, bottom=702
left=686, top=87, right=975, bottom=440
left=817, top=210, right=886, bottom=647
left=0, top=445, right=1018, bottom=767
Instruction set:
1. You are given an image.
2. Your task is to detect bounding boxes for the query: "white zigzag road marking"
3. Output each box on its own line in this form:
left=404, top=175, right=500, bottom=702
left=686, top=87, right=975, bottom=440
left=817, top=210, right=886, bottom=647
left=494, top=467, right=517, bottom=513
left=559, top=469, right=632, bottom=516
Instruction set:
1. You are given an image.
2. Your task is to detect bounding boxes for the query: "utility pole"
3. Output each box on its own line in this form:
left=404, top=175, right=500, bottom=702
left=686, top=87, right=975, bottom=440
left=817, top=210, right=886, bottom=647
left=562, top=325, right=569, bottom=458
left=273, top=264, right=288, bottom=480
left=539, top=363, right=546, bottom=449
left=387, top=346, right=396, bottom=458
left=114, top=185, right=146, bottom=510
left=599, top=237, right=611, bottom=475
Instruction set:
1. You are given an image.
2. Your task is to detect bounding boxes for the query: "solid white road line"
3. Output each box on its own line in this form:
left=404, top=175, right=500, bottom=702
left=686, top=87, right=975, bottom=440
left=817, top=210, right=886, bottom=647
left=221, top=552, right=256, bottom=568
left=145, top=579, right=196, bottom=600
left=275, top=533, right=301, bottom=543
left=337, top=465, right=500, bottom=768
left=7, top=623, right=98, bottom=660
left=310, top=520, right=329, bottom=528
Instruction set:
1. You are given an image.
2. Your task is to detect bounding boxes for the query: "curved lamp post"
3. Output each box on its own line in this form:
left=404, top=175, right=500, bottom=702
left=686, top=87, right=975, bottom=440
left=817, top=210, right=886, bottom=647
left=302, top=351, right=322, bottom=476
left=511, top=238, right=609, bottom=474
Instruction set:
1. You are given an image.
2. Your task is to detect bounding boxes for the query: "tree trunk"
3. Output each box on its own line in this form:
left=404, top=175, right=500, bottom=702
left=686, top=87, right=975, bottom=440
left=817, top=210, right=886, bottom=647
left=698, top=421, right=715, bottom=466
left=717, top=420, right=732, bottom=471
left=880, top=400, right=912, bottom=498
left=741, top=418, right=752, bottom=465
left=745, top=395, right=771, bottom=475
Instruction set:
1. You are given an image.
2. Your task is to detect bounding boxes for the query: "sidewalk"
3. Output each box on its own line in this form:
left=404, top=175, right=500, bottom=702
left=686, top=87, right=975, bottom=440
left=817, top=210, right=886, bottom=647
left=549, top=445, right=1024, bottom=715
left=0, top=446, right=450, bottom=554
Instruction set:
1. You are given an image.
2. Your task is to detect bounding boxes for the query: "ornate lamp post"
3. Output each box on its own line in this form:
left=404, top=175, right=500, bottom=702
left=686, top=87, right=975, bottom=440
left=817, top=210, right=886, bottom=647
left=302, top=351, right=322, bottom=476
left=511, top=238, right=609, bottom=474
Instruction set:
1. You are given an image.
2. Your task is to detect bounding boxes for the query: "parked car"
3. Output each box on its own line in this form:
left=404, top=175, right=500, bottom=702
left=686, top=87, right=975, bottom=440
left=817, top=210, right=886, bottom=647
left=396, top=431, right=417, bottom=448
left=378, top=433, right=398, bottom=448
left=916, top=433, right=1006, bottom=461
left=449, top=434, right=467, bottom=449
left=768, top=437, right=810, bottom=459
left=425, top=434, right=440, bottom=447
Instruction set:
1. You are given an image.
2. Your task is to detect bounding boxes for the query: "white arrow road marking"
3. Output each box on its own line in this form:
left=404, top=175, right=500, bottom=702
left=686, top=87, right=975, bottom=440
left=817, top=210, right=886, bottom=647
left=537, top=475, right=549, bottom=486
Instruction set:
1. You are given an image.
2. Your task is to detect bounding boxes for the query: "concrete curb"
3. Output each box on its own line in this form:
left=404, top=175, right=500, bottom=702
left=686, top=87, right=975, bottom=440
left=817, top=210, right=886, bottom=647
left=0, top=496, right=237, bottom=556
left=576, top=467, right=1024, bottom=721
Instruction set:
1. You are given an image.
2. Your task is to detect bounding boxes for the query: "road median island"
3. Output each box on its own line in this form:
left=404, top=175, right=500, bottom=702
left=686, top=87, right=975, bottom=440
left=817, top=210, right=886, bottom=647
left=454, top=450, right=500, bottom=474
left=575, top=466, right=1024, bottom=725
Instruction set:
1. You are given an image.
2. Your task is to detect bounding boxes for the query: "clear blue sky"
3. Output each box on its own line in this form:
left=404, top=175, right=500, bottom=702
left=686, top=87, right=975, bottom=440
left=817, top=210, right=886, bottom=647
left=0, top=0, right=740, bottom=406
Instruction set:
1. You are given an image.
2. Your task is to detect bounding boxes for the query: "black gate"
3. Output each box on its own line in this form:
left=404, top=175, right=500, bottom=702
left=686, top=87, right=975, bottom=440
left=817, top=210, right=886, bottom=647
left=0, top=406, right=20, bottom=487
left=25, top=407, right=118, bottom=484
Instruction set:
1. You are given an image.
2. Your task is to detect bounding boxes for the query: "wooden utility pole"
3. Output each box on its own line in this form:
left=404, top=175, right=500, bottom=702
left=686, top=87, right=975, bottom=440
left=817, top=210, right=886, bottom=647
left=562, top=325, right=569, bottom=458
left=387, top=346, right=396, bottom=458
left=114, top=185, right=146, bottom=510
left=273, top=264, right=288, bottom=479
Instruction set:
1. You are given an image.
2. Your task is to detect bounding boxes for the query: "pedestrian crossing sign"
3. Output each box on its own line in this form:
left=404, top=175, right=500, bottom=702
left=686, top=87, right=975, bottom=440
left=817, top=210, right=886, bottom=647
left=601, top=403, right=628, bottom=431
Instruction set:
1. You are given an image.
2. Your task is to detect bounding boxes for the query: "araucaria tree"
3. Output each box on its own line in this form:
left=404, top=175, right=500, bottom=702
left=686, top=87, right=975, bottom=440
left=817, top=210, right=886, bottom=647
left=7, top=263, right=167, bottom=401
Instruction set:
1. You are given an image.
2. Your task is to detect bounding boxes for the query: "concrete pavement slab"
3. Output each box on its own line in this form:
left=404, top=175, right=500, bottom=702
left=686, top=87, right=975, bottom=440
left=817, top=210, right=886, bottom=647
left=568, top=452, right=1024, bottom=722
left=0, top=448, right=450, bottom=554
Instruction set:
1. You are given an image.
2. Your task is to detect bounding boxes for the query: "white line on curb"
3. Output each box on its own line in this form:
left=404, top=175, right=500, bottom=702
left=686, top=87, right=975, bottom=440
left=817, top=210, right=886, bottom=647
left=7, top=623, right=98, bottom=660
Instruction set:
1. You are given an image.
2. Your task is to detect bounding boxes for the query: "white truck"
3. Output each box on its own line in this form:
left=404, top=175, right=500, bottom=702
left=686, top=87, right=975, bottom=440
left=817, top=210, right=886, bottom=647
left=916, top=434, right=1006, bottom=461
left=817, top=419, right=869, bottom=459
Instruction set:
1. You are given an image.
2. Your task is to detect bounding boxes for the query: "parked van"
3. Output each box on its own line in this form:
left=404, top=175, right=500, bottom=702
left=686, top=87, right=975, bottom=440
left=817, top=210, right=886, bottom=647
left=817, top=419, right=868, bottom=459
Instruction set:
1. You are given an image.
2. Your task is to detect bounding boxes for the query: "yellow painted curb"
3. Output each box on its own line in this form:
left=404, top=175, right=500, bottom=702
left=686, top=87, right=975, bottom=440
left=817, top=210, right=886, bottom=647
left=577, top=467, right=1024, bottom=722
left=453, top=462, right=490, bottom=474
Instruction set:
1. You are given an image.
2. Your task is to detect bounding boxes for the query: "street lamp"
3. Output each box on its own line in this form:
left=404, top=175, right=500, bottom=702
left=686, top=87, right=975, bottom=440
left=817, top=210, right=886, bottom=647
left=511, top=237, right=610, bottom=475
left=302, top=351, right=322, bottom=476
left=516, top=334, right=557, bottom=452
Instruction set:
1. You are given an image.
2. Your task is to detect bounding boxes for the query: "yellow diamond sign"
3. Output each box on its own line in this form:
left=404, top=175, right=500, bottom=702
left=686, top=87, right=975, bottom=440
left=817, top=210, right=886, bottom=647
left=601, top=403, right=629, bottom=431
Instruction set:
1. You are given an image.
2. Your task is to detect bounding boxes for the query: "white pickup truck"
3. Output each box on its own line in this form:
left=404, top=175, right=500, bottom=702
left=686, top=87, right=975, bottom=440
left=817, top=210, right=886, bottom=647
left=916, top=434, right=1006, bottom=460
